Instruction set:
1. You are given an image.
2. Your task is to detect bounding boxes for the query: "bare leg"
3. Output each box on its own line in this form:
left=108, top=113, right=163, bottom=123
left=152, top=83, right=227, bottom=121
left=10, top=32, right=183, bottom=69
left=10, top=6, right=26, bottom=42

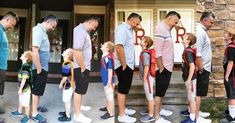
left=117, top=93, right=126, bottom=116
left=155, top=96, right=162, bottom=119
left=74, top=92, right=82, bottom=116
left=196, top=96, right=201, bottom=119
left=148, top=100, right=154, bottom=116
left=32, top=94, right=40, bottom=116
left=65, top=102, right=71, bottom=116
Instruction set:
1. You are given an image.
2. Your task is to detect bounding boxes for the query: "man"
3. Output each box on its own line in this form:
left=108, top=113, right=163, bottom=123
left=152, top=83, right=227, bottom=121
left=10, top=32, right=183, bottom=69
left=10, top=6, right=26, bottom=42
left=115, top=13, right=141, bottom=123
left=154, top=11, right=181, bottom=123
left=0, top=11, right=18, bottom=123
left=32, top=15, right=58, bottom=123
left=195, top=11, right=215, bottom=123
left=73, top=15, right=99, bottom=123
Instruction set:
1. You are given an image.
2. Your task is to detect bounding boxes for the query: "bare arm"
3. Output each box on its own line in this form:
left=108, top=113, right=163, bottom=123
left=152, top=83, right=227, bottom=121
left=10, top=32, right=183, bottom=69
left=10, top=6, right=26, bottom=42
left=196, top=56, right=203, bottom=73
left=115, top=44, right=127, bottom=70
left=32, top=46, right=41, bottom=74
left=107, top=69, right=113, bottom=87
left=156, top=57, right=164, bottom=73
left=18, top=78, right=26, bottom=95
left=225, top=61, right=233, bottom=81
left=187, top=63, right=195, bottom=81
left=143, top=65, right=149, bottom=82
left=59, top=77, right=68, bottom=89
left=74, top=49, right=86, bottom=72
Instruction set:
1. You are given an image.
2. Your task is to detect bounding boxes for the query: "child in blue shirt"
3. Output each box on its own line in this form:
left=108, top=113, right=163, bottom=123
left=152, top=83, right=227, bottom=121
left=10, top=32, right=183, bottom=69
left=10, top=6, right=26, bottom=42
left=100, top=41, right=115, bottom=120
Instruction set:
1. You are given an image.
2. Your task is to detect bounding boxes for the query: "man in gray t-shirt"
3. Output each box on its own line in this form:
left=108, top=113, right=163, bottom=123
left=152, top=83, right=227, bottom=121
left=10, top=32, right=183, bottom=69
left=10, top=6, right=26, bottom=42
left=73, top=16, right=99, bottom=123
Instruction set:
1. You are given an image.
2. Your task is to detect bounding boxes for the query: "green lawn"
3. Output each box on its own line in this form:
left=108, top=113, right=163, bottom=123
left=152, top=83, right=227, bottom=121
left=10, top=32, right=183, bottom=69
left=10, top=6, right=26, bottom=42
left=201, top=98, right=227, bottom=123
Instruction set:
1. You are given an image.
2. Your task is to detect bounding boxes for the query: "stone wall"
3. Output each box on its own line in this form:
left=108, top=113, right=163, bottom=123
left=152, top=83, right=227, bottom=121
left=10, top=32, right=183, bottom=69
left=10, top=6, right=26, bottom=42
left=196, top=0, right=235, bottom=98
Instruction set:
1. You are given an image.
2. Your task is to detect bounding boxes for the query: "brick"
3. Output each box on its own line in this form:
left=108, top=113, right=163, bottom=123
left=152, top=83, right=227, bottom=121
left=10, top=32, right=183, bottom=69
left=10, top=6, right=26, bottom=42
left=230, top=13, right=235, bottom=20
left=213, top=72, right=224, bottom=79
left=228, top=0, right=235, bottom=5
left=212, top=58, right=223, bottom=65
left=212, top=66, right=224, bottom=73
left=225, top=21, right=235, bottom=30
left=208, top=30, right=224, bottom=38
left=214, top=5, right=226, bottom=10
left=228, top=5, right=235, bottom=12
left=214, top=87, right=225, bottom=97
left=208, top=84, right=214, bottom=93
left=215, top=37, right=225, bottom=46
left=216, top=10, right=230, bottom=20
left=205, top=2, right=214, bottom=9
left=211, top=20, right=224, bottom=30
left=215, top=0, right=226, bottom=4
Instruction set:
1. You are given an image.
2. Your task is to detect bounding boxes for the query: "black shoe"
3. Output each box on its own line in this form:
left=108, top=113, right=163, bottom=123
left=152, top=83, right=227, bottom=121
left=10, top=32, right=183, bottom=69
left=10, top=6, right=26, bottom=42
left=226, top=114, right=235, bottom=122
left=58, top=111, right=66, bottom=116
left=99, top=107, right=107, bottom=112
left=37, top=106, right=47, bottom=112
left=58, top=115, right=71, bottom=122
left=0, top=108, right=5, bottom=114
left=225, top=108, right=229, bottom=115
left=100, top=112, right=113, bottom=120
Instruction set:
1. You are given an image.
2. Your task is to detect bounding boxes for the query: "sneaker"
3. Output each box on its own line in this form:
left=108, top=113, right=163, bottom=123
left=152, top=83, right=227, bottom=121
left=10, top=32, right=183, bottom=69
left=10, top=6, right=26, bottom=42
left=155, top=117, right=171, bottom=123
left=58, top=114, right=71, bottom=122
left=140, top=114, right=155, bottom=123
left=139, top=109, right=148, bottom=116
left=125, top=108, right=136, bottom=115
left=58, top=111, right=66, bottom=116
left=100, top=112, right=113, bottom=120
left=180, top=110, right=190, bottom=116
left=74, top=113, right=92, bottom=123
left=0, top=108, right=5, bottom=114
left=20, top=115, right=30, bottom=123
left=0, top=117, right=5, bottom=123
left=10, top=110, right=23, bottom=117
left=197, top=117, right=211, bottom=123
left=32, top=114, right=47, bottom=123
left=37, top=106, right=47, bottom=112
left=99, top=107, right=108, bottom=112
left=160, top=109, right=173, bottom=116
left=81, top=105, right=91, bottom=111
left=118, top=114, right=136, bottom=123
left=199, top=111, right=210, bottom=118
left=181, top=117, right=196, bottom=123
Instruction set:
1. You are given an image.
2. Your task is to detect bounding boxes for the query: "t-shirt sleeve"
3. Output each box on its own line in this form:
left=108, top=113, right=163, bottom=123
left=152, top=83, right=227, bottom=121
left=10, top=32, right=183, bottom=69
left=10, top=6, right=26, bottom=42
left=227, top=47, right=235, bottom=62
left=143, top=52, right=150, bottom=66
left=32, top=27, right=43, bottom=48
left=186, top=52, right=194, bottom=64
left=20, top=70, right=29, bottom=79
left=107, top=57, right=113, bottom=69
left=73, top=28, right=85, bottom=50
left=115, top=26, right=126, bottom=46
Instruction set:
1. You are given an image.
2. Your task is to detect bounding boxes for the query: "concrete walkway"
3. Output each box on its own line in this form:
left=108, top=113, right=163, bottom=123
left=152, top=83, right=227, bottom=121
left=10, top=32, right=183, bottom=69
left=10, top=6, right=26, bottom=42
left=0, top=82, right=114, bottom=123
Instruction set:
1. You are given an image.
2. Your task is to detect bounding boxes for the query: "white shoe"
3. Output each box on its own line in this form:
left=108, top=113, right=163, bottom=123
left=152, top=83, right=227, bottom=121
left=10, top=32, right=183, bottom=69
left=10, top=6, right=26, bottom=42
left=125, top=108, right=136, bottom=115
left=160, top=109, right=173, bottom=116
left=118, top=114, right=136, bottom=123
left=199, top=111, right=210, bottom=118
left=155, top=117, right=171, bottom=123
left=81, top=105, right=91, bottom=111
left=197, top=117, right=212, bottom=123
left=74, top=113, right=92, bottom=123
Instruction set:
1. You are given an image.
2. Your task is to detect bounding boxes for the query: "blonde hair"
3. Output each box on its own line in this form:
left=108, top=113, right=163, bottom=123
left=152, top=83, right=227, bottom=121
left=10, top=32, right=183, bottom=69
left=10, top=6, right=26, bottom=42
left=65, top=48, right=74, bottom=60
left=24, top=51, right=33, bottom=63
left=105, top=41, right=114, bottom=54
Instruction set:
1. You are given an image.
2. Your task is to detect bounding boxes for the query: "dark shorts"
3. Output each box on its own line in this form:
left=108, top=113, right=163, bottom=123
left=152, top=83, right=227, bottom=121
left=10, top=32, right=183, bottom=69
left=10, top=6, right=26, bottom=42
left=155, top=68, right=172, bottom=97
left=115, top=66, right=134, bottom=94
left=196, top=69, right=210, bottom=96
left=224, top=77, right=235, bottom=99
left=32, top=69, right=48, bottom=96
left=0, top=70, right=6, bottom=95
left=74, top=68, right=90, bottom=95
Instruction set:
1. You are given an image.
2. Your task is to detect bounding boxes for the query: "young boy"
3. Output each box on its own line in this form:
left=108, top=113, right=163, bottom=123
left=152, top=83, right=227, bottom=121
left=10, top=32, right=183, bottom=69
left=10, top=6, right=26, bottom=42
left=10, top=51, right=33, bottom=123
left=58, top=48, right=74, bottom=122
left=138, top=36, right=155, bottom=122
left=100, top=41, right=115, bottom=120
left=181, top=33, right=197, bottom=123
left=220, top=28, right=235, bottom=123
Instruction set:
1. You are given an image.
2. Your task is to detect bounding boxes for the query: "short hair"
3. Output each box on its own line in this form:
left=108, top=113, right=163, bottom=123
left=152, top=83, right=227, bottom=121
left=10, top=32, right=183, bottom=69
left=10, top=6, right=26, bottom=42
left=3, top=11, right=19, bottom=23
left=165, top=11, right=181, bottom=19
left=84, top=15, right=100, bottom=23
left=143, top=36, right=154, bottom=48
left=105, top=41, right=115, bottom=54
left=24, top=51, right=33, bottom=63
left=200, top=11, right=215, bottom=21
left=63, top=48, right=74, bottom=60
left=127, top=13, right=142, bottom=21
left=186, top=33, right=197, bottom=46
left=43, top=15, right=58, bottom=24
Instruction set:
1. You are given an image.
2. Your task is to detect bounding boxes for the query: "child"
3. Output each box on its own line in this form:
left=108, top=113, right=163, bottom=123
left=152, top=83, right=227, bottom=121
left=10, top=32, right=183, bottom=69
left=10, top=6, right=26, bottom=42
left=138, top=36, right=155, bottom=122
left=181, top=33, right=197, bottom=123
left=10, top=51, right=33, bottom=123
left=58, top=48, right=74, bottom=122
left=220, top=28, right=235, bottom=123
left=100, top=41, right=115, bottom=119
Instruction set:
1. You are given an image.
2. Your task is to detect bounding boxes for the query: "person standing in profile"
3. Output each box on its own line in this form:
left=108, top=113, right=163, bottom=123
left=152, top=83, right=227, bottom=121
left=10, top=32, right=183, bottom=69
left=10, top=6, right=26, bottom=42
left=115, top=13, right=142, bottom=123
left=31, top=15, right=58, bottom=123
left=0, top=11, right=18, bottom=123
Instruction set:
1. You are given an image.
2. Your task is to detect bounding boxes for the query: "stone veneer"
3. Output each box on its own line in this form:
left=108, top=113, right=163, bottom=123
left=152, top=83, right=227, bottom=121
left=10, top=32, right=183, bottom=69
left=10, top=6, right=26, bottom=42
left=196, top=0, right=235, bottom=98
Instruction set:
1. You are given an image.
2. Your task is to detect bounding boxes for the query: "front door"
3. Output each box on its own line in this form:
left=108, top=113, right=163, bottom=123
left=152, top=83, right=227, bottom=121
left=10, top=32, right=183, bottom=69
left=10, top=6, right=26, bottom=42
left=75, top=14, right=105, bottom=72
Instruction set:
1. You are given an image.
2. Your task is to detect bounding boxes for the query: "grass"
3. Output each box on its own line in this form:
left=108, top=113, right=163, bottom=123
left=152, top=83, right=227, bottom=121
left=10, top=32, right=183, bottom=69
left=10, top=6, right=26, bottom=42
left=201, top=98, right=227, bottom=123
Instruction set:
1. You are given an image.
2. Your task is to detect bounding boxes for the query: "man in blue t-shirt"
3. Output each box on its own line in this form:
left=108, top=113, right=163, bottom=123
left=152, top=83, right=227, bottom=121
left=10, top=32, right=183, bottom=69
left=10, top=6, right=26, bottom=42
left=0, top=11, right=18, bottom=123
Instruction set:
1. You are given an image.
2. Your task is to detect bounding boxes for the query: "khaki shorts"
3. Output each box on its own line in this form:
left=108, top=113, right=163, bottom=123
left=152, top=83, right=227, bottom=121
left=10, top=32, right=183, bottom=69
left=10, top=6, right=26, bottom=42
left=185, top=79, right=196, bottom=102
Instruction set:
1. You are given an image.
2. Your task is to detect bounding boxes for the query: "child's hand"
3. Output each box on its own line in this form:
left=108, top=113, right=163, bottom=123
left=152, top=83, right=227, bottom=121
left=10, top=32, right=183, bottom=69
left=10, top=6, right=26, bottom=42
left=59, top=84, right=63, bottom=89
left=18, top=89, right=22, bottom=95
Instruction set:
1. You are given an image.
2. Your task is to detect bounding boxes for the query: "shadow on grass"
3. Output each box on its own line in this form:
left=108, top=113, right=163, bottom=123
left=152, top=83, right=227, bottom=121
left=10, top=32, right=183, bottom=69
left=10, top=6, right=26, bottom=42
left=201, top=98, right=227, bottom=123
